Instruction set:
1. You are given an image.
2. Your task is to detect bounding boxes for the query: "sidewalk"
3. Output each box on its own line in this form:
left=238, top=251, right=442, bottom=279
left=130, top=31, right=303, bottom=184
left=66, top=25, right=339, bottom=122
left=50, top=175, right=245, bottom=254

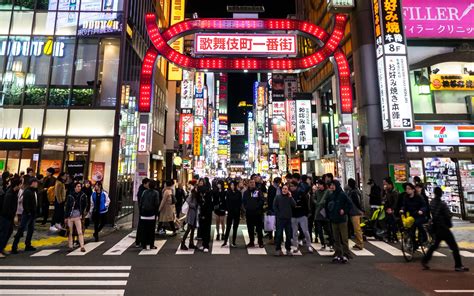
left=3, top=221, right=117, bottom=252
left=451, top=218, right=474, bottom=250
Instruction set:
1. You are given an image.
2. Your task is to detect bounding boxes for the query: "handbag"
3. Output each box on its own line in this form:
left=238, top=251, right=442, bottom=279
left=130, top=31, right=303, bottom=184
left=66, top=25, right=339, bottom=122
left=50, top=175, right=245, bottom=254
left=264, top=215, right=276, bottom=232
left=181, top=201, right=189, bottom=215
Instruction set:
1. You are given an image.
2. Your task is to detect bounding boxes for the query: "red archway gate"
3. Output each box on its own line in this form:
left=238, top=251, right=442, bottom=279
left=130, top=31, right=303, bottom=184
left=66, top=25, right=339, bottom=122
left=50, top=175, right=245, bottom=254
left=140, top=14, right=352, bottom=113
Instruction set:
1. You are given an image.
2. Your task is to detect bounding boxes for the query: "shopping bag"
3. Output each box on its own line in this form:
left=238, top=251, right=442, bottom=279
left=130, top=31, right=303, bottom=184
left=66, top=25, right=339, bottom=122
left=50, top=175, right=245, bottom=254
left=264, top=215, right=276, bottom=232
left=181, top=201, right=189, bottom=215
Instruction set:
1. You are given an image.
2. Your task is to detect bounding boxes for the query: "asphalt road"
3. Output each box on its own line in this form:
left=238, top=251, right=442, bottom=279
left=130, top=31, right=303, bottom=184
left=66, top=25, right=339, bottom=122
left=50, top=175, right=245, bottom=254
left=0, top=227, right=473, bottom=296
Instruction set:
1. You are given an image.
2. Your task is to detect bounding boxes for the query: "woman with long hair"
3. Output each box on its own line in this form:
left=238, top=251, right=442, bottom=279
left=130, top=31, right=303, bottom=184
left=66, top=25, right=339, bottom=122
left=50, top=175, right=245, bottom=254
left=221, top=181, right=241, bottom=247
left=180, top=180, right=198, bottom=250
left=64, top=182, right=87, bottom=252
left=213, top=180, right=226, bottom=241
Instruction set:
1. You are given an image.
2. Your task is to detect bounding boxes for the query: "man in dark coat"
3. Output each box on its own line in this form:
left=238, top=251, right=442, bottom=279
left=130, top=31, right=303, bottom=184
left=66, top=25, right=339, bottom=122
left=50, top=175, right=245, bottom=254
left=0, top=177, right=21, bottom=258
left=243, top=179, right=265, bottom=248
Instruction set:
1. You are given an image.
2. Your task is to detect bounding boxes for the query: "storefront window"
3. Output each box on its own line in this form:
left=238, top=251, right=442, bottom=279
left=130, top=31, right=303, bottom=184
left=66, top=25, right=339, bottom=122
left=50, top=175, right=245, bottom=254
left=459, top=160, right=474, bottom=219
left=66, top=138, right=89, bottom=180
left=10, top=11, right=33, bottom=35
left=410, top=70, right=433, bottom=114
left=434, top=91, right=469, bottom=114
left=0, top=1, right=13, bottom=10
left=40, top=137, right=64, bottom=176
left=6, top=150, right=20, bottom=174
left=20, top=108, right=44, bottom=133
left=68, top=109, right=114, bottom=136
left=0, top=11, right=12, bottom=34
left=0, top=150, right=6, bottom=173
left=98, top=38, right=119, bottom=106
left=43, top=109, right=67, bottom=135
left=90, top=138, right=112, bottom=191
left=49, top=37, right=75, bottom=106
left=55, top=12, right=78, bottom=35
left=13, top=0, right=36, bottom=10
left=33, top=11, right=56, bottom=35
left=19, top=148, right=39, bottom=174
left=24, top=37, right=52, bottom=105
left=2, top=36, right=30, bottom=106
left=71, top=38, right=97, bottom=106
left=36, top=0, right=51, bottom=10
left=0, top=108, right=20, bottom=128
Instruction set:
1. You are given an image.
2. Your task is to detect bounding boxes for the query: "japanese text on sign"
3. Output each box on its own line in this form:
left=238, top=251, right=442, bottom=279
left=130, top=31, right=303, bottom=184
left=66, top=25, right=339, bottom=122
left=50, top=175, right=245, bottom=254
left=193, top=126, right=203, bottom=156
left=194, top=34, right=297, bottom=55
left=295, top=100, right=313, bottom=146
left=430, top=74, right=474, bottom=91
left=138, top=124, right=148, bottom=152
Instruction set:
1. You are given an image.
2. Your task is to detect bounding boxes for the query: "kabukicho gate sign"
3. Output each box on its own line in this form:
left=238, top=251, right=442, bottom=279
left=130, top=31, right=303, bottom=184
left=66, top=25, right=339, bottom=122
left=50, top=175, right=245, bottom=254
left=139, top=14, right=353, bottom=113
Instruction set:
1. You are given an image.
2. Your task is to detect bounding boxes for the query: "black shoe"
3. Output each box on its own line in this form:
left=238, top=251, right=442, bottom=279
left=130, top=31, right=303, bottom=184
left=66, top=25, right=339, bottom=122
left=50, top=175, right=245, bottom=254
left=93, top=233, right=99, bottom=242
left=231, top=243, right=237, bottom=248
left=221, top=241, right=227, bottom=247
left=180, top=243, right=188, bottom=251
left=216, top=234, right=221, bottom=241
left=10, top=249, right=18, bottom=254
left=421, top=261, right=430, bottom=270
left=455, top=266, right=470, bottom=272
left=24, top=246, right=37, bottom=252
left=246, top=243, right=255, bottom=248
left=259, top=243, right=264, bottom=248
left=189, top=244, right=196, bottom=249
left=169, top=232, right=177, bottom=237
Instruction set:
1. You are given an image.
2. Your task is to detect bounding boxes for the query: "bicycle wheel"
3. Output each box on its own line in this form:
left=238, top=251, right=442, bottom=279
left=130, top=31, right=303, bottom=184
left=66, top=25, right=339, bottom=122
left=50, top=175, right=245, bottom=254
left=401, top=230, right=414, bottom=262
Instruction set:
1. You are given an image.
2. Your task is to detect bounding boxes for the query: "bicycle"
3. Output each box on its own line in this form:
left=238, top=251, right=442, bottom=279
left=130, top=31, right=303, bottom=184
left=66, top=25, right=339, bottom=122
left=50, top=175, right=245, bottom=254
left=399, top=213, right=432, bottom=262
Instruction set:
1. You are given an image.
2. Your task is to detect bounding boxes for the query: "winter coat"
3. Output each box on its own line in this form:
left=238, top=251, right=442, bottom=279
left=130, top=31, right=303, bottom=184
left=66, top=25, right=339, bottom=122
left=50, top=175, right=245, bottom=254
left=212, top=190, right=226, bottom=212
left=347, top=188, right=363, bottom=216
left=198, top=186, right=213, bottom=220
left=0, top=188, right=19, bottom=220
left=139, top=189, right=160, bottom=217
left=401, top=194, right=427, bottom=219
left=242, top=188, right=265, bottom=216
left=22, top=187, right=38, bottom=216
left=325, top=184, right=352, bottom=224
left=274, top=193, right=296, bottom=220
left=65, top=191, right=87, bottom=219
left=383, top=189, right=399, bottom=211
left=430, top=197, right=452, bottom=230
left=159, top=188, right=176, bottom=222
left=54, top=180, right=66, bottom=204
left=369, top=184, right=382, bottom=206
left=226, top=189, right=242, bottom=217
left=185, top=191, right=199, bottom=227
left=314, top=189, right=329, bottom=221
left=90, top=191, right=110, bottom=215
left=291, top=189, right=309, bottom=218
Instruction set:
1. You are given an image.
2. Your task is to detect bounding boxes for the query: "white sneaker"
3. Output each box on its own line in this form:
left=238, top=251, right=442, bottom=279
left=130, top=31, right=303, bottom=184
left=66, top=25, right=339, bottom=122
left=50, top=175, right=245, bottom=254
left=298, top=240, right=303, bottom=247
left=49, top=226, right=58, bottom=232
left=55, top=224, right=64, bottom=231
left=198, top=246, right=204, bottom=251
left=203, top=248, right=209, bottom=253
left=308, top=246, right=314, bottom=254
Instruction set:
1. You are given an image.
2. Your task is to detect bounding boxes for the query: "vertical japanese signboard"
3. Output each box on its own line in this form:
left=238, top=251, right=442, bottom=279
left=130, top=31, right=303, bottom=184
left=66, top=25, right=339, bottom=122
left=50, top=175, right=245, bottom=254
left=193, top=126, right=203, bottom=156
left=167, top=0, right=185, bottom=81
left=181, top=70, right=194, bottom=109
left=138, top=123, right=148, bottom=152
left=178, top=112, right=193, bottom=145
left=372, top=0, right=414, bottom=131
left=295, top=94, right=313, bottom=150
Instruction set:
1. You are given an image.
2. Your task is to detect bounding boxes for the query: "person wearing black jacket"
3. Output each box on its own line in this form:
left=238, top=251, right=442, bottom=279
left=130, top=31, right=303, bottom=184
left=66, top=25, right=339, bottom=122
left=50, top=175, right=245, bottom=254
left=138, top=180, right=160, bottom=249
left=383, top=177, right=399, bottom=243
left=135, top=178, right=150, bottom=247
left=64, top=182, right=87, bottom=252
left=197, top=179, right=213, bottom=252
left=213, top=180, right=227, bottom=241
left=11, top=178, right=39, bottom=254
left=222, top=181, right=242, bottom=247
left=243, top=179, right=265, bottom=248
left=422, top=187, right=469, bottom=272
left=368, top=179, right=382, bottom=208
left=41, top=168, right=56, bottom=225
left=289, top=181, right=313, bottom=254
left=0, top=177, right=21, bottom=258
left=273, top=184, right=296, bottom=256
left=266, top=177, right=281, bottom=242
left=400, top=183, right=428, bottom=247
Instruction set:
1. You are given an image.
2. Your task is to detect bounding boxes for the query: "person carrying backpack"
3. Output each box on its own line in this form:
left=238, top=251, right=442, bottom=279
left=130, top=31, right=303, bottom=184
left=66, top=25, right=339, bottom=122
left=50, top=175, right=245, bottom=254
left=138, top=180, right=160, bottom=249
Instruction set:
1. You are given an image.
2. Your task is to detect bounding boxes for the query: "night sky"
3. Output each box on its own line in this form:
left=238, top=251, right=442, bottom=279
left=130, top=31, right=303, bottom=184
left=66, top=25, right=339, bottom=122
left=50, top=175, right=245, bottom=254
left=185, top=0, right=296, bottom=125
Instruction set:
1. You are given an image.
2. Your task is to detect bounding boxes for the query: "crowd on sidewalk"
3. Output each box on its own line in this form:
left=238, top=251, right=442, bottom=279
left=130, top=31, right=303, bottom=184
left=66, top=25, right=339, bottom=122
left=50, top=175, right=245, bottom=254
left=0, top=167, right=110, bottom=258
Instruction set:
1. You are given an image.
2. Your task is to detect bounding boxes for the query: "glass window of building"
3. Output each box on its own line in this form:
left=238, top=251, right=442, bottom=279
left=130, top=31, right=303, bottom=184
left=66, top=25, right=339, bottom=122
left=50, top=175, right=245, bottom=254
left=49, top=37, right=74, bottom=106
left=0, top=11, right=12, bottom=34
left=10, top=11, right=33, bottom=35
left=43, top=109, right=67, bottom=135
left=13, top=0, right=36, bottom=10
left=40, top=137, right=65, bottom=176
left=20, top=108, right=44, bottom=133
left=6, top=150, right=20, bottom=174
left=66, top=138, right=89, bottom=179
left=0, top=150, right=6, bottom=173
left=0, top=1, right=13, bottom=10
left=36, top=0, right=52, bottom=10
left=90, top=138, right=112, bottom=191
left=68, top=109, right=114, bottom=136
left=410, top=69, right=434, bottom=114
left=55, top=12, right=78, bottom=36
left=19, top=149, right=39, bottom=175
left=97, top=38, right=119, bottom=106
left=2, top=36, right=30, bottom=106
left=0, top=108, right=20, bottom=128
left=33, top=11, right=56, bottom=35
left=72, top=38, right=97, bottom=106
left=24, top=37, right=52, bottom=105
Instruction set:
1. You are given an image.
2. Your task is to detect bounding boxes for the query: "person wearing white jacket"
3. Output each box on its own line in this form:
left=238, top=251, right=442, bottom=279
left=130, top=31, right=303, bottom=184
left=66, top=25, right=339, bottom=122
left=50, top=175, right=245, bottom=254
left=89, top=182, right=110, bottom=242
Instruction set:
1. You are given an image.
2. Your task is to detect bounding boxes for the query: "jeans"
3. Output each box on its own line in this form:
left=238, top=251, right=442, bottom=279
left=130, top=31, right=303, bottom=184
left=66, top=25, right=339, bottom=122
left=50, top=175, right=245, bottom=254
left=181, top=225, right=195, bottom=246
left=351, top=215, right=364, bottom=248
left=275, top=218, right=292, bottom=251
left=0, top=216, right=13, bottom=252
left=12, top=213, right=35, bottom=250
left=223, top=214, right=240, bottom=244
left=246, top=214, right=263, bottom=245
left=291, top=216, right=311, bottom=248
left=386, top=214, right=398, bottom=241
left=316, top=220, right=333, bottom=246
left=332, top=222, right=350, bottom=258
left=423, top=225, right=463, bottom=268
left=93, top=212, right=107, bottom=238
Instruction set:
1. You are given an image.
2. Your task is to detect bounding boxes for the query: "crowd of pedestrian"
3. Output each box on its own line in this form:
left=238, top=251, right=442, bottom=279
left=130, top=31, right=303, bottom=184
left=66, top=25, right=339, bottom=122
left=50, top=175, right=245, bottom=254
left=0, top=167, right=110, bottom=258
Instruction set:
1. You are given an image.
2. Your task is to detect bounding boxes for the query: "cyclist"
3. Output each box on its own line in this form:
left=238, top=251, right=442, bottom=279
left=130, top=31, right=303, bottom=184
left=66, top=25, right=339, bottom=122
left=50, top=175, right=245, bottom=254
left=399, top=183, right=427, bottom=248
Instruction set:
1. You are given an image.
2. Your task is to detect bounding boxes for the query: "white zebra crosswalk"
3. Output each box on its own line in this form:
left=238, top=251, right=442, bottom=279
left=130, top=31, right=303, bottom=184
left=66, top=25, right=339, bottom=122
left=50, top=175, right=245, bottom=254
left=0, top=265, right=131, bottom=295
left=24, top=228, right=474, bottom=259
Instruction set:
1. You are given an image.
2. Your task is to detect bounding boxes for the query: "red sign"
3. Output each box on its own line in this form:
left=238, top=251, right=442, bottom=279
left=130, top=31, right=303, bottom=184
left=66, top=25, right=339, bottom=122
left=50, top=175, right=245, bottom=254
left=339, top=132, right=350, bottom=145
left=178, top=113, right=193, bottom=145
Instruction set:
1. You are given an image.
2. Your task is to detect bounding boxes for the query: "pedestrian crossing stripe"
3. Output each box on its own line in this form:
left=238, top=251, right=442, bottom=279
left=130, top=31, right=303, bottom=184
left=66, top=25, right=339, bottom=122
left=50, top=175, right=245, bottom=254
left=25, top=230, right=474, bottom=259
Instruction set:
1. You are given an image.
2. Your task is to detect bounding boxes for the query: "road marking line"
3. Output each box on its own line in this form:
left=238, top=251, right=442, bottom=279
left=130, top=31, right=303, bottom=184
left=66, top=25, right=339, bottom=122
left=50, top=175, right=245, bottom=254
left=242, top=229, right=267, bottom=255
left=311, top=243, right=334, bottom=257
left=348, top=240, right=375, bottom=256
left=0, top=273, right=130, bottom=278
left=368, top=241, right=404, bottom=256
left=431, top=250, right=447, bottom=257
left=103, top=231, right=136, bottom=255
left=0, top=290, right=125, bottom=295
left=0, top=280, right=127, bottom=286
left=30, top=249, right=60, bottom=257
left=434, top=290, right=474, bottom=293
left=212, top=227, right=230, bottom=255
left=139, top=240, right=165, bottom=255
left=67, top=242, right=104, bottom=256
left=0, top=266, right=131, bottom=271
left=460, top=250, right=474, bottom=257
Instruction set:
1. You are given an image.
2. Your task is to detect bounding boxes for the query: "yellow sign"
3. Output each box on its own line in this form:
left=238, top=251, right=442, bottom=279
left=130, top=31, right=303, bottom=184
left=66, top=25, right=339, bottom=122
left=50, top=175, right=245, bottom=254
left=0, top=127, right=39, bottom=143
left=193, top=126, right=203, bottom=156
left=430, top=74, right=474, bottom=91
left=167, top=0, right=185, bottom=81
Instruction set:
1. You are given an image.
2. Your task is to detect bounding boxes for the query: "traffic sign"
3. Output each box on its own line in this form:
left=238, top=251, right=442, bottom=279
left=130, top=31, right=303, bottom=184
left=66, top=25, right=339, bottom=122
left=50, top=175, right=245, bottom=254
left=339, top=132, right=350, bottom=145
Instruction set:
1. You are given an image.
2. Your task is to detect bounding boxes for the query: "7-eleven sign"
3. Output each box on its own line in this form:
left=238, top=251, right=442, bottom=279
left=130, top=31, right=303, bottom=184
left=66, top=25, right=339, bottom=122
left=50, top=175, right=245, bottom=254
left=434, top=126, right=447, bottom=144
left=405, top=124, right=474, bottom=146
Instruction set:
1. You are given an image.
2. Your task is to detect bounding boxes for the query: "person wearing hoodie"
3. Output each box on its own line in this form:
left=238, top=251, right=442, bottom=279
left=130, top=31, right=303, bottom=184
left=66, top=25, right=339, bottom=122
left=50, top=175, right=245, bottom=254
left=138, top=180, right=160, bottom=249
left=0, top=177, right=21, bottom=258
left=242, top=179, right=265, bottom=248
left=11, top=178, right=39, bottom=254
left=221, top=181, right=242, bottom=247
left=197, top=179, right=213, bottom=252
left=314, top=179, right=333, bottom=251
left=273, top=184, right=296, bottom=256
left=89, top=182, right=110, bottom=242
left=326, top=180, right=352, bottom=263
left=422, top=187, right=469, bottom=272
left=289, top=180, right=313, bottom=254
left=383, top=177, right=399, bottom=243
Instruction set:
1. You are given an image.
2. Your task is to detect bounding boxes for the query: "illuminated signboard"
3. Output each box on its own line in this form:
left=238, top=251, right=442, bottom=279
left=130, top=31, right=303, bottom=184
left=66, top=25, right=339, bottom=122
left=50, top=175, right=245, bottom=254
left=272, top=101, right=286, bottom=118
left=193, top=126, right=203, bottom=156
left=430, top=74, right=474, bottom=91
left=295, top=95, right=313, bottom=149
left=195, top=34, right=297, bottom=56
left=181, top=70, right=194, bottom=109
left=405, top=124, right=474, bottom=146
left=178, top=113, right=193, bottom=144
left=0, top=127, right=39, bottom=143
left=402, top=0, right=474, bottom=39
left=194, top=98, right=205, bottom=117
left=0, top=39, right=64, bottom=57
left=230, top=123, right=245, bottom=136
left=138, top=123, right=148, bottom=152
left=195, top=72, right=205, bottom=98
left=372, top=0, right=414, bottom=131
left=78, top=17, right=123, bottom=36
left=286, top=100, right=296, bottom=135
left=168, top=0, right=185, bottom=81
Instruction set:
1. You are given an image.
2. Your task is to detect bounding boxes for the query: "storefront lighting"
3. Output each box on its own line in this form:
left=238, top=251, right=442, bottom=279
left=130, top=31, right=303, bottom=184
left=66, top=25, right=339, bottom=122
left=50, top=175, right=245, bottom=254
left=26, top=73, right=36, bottom=86
left=321, top=110, right=331, bottom=124
left=2, top=71, right=13, bottom=84
left=12, top=60, right=22, bottom=72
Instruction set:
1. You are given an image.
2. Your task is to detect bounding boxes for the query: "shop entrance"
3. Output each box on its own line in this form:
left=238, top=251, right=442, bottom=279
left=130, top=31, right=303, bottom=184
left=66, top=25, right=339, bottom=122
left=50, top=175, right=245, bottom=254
left=0, top=148, right=40, bottom=175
